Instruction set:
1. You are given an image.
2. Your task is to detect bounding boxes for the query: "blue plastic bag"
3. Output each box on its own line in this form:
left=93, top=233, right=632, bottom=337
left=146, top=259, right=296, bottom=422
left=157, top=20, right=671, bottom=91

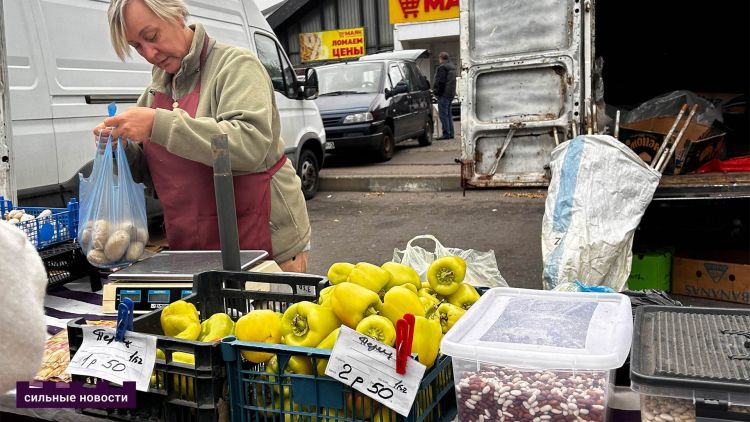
left=77, top=105, right=148, bottom=268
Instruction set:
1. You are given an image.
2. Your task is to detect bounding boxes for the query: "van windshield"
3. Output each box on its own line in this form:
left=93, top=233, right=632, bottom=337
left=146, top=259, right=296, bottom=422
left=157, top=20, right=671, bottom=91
left=316, top=63, right=383, bottom=95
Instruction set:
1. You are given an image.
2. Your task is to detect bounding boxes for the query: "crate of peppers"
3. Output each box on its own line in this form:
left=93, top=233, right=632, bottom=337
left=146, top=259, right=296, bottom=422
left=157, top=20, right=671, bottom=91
left=221, top=255, right=481, bottom=422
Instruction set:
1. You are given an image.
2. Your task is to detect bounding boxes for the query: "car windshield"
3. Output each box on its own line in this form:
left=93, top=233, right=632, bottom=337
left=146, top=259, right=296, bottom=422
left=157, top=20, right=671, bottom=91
left=316, top=62, right=383, bottom=95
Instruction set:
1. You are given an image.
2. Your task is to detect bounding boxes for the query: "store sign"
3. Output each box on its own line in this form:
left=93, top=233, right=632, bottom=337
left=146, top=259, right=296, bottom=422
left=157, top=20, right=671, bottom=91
left=299, top=27, right=365, bottom=62
left=389, top=0, right=459, bottom=24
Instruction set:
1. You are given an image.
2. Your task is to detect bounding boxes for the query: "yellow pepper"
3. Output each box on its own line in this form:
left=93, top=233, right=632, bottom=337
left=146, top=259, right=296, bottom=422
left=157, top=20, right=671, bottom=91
left=447, top=283, right=480, bottom=310
left=401, top=283, right=418, bottom=295
left=169, top=351, right=196, bottom=401
left=197, top=312, right=235, bottom=342
left=437, top=302, right=466, bottom=334
left=412, top=316, right=442, bottom=368
left=160, top=300, right=201, bottom=340
left=380, top=286, right=425, bottom=325
left=330, top=282, right=383, bottom=328
left=348, top=262, right=392, bottom=293
left=418, top=285, right=440, bottom=303
left=266, top=354, right=314, bottom=396
left=281, top=301, right=340, bottom=347
left=347, top=393, right=375, bottom=419
left=356, top=315, right=396, bottom=346
left=381, top=262, right=421, bottom=291
left=427, top=256, right=467, bottom=296
left=235, top=309, right=283, bottom=363
left=314, top=327, right=340, bottom=375
left=419, top=294, right=440, bottom=314
left=327, top=262, right=355, bottom=285
left=318, top=285, right=335, bottom=307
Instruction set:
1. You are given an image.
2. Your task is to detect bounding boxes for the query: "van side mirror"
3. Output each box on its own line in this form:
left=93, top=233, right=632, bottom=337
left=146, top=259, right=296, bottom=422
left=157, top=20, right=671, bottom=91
left=386, top=81, right=409, bottom=98
left=299, top=68, right=319, bottom=100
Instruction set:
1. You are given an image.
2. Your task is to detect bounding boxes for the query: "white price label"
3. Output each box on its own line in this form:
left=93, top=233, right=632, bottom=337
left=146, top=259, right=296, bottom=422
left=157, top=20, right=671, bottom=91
left=67, top=326, right=157, bottom=392
left=325, top=326, right=426, bottom=417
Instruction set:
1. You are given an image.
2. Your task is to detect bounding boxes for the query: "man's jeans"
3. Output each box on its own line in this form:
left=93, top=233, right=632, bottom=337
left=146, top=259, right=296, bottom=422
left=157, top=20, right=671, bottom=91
left=437, top=96, right=454, bottom=139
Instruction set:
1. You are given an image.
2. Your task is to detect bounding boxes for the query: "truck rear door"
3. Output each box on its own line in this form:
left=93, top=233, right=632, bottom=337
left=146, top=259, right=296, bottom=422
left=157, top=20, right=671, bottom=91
left=459, top=0, right=591, bottom=187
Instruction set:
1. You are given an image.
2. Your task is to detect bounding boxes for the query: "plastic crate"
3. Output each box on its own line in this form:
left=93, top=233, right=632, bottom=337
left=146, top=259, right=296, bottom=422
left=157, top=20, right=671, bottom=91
left=221, top=338, right=457, bottom=422
left=0, top=196, right=79, bottom=249
left=41, top=240, right=102, bottom=291
left=67, top=270, right=327, bottom=422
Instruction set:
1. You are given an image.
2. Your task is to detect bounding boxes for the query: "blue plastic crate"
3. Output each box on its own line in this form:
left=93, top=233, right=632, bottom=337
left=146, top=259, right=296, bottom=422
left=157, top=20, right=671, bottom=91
left=0, top=196, right=79, bottom=249
left=221, top=339, right=457, bottom=422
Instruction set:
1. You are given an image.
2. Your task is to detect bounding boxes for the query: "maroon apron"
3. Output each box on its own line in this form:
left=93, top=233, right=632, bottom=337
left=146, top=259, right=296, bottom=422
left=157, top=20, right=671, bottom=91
left=144, top=36, right=286, bottom=256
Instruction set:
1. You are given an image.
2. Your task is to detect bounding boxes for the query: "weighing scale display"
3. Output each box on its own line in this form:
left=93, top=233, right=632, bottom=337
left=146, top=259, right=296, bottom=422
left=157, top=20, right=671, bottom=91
left=119, top=290, right=142, bottom=303
left=181, top=290, right=192, bottom=299
left=148, top=290, right=171, bottom=303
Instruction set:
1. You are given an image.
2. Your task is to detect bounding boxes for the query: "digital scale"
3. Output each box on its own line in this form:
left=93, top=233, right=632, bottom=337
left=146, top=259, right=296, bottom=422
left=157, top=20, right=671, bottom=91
left=102, top=250, right=268, bottom=313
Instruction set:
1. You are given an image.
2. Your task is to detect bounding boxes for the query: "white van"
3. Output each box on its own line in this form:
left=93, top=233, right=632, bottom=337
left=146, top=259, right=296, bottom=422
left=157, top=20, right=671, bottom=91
left=3, top=0, right=326, bottom=209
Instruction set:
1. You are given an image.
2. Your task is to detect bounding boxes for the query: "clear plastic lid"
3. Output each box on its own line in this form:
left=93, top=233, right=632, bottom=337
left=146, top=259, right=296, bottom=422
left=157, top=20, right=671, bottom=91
left=440, top=287, right=633, bottom=370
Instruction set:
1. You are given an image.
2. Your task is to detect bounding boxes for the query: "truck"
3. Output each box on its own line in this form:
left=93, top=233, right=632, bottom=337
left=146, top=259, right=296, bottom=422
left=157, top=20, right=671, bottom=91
left=457, top=0, right=749, bottom=200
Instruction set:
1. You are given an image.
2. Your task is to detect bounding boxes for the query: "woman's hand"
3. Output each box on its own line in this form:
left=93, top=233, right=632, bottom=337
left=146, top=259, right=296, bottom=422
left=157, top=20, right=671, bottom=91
left=91, top=107, right=156, bottom=151
left=104, top=107, right=156, bottom=142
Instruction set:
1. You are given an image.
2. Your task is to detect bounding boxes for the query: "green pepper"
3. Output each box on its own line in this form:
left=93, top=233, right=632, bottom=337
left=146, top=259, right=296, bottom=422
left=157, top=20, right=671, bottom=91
left=281, top=301, right=340, bottom=347
left=447, top=284, right=480, bottom=310
left=327, top=262, right=355, bottom=285
left=348, top=262, right=392, bottom=293
left=427, top=256, right=466, bottom=296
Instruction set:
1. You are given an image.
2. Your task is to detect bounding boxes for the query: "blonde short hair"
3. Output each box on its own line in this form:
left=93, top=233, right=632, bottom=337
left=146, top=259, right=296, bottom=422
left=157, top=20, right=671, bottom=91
left=108, top=0, right=189, bottom=60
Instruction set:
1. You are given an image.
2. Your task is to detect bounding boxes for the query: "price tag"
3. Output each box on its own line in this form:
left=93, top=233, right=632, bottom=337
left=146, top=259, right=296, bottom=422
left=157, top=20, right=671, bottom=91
left=67, top=326, right=157, bottom=392
left=325, top=326, right=426, bottom=417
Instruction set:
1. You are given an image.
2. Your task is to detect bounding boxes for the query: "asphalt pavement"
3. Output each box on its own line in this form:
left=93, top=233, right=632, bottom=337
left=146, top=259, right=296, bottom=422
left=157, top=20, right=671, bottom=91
left=310, top=121, right=549, bottom=290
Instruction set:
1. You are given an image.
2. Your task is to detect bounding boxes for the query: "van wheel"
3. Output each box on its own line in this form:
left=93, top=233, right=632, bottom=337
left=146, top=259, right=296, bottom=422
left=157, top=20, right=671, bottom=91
left=297, top=149, right=320, bottom=200
left=377, top=126, right=395, bottom=162
left=418, top=118, right=433, bottom=146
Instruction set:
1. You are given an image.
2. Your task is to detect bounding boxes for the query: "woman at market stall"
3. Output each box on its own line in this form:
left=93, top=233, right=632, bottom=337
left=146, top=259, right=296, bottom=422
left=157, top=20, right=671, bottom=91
left=92, top=0, right=310, bottom=271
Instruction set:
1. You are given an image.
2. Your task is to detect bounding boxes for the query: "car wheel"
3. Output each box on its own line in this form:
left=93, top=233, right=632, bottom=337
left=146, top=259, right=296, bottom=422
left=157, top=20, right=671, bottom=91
left=418, top=118, right=433, bottom=146
left=376, top=126, right=395, bottom=162
left=297, top=149, right=320, bottom=200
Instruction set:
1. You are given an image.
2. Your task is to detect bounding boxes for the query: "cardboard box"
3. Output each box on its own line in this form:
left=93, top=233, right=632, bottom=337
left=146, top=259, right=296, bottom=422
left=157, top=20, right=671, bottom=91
left=619, top=116, right=725, bottom=174
left=671, top=252, right=750, bottom=305
left=628, top=251, right=671, bottom=291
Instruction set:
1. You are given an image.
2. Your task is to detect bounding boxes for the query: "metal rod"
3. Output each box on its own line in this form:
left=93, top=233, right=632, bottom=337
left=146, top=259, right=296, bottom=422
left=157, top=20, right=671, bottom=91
left=553, top=127, right=560, bottom=146
left=657, top=104, right=698, bottom=174
left=488, top=128, right=516, bottom=176
left=614, top=110, right=621, bottom=139
left=592, top=103, right=598, bottom=134
left=651, top=104, right=688, bottom=168
left=210, top=133, right=242, bottom=276
left=571, top=121, right=578, bottom=138
left=586, top=102, right=593, bottom=135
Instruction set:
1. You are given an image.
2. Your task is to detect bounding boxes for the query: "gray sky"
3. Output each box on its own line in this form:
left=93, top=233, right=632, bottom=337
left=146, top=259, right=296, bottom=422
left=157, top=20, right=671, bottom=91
left=254, top=0, right=284, bottom=11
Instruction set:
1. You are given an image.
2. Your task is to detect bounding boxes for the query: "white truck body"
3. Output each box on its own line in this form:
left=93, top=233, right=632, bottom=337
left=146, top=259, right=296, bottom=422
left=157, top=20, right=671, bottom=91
left=1, top=0, right=325, bottom=205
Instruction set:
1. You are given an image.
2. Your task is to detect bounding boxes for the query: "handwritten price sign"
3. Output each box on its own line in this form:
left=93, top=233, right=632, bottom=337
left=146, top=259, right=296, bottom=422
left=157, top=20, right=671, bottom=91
left=67, top=326, right=157, bottom=392
left=325, top=326, right=425, bottom=416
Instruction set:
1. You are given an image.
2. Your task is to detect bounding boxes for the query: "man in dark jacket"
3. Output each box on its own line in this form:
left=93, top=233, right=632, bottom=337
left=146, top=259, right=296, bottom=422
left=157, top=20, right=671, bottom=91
left=433, top=52, right=457, bottom=139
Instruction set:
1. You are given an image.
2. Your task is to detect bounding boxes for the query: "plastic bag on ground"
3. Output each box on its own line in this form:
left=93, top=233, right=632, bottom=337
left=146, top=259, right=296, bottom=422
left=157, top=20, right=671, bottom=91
left=541, top=135, right=660, bottom=291
left=78, top=134, right=148, bottom=268
left=392, top=234, right=508, bottom=288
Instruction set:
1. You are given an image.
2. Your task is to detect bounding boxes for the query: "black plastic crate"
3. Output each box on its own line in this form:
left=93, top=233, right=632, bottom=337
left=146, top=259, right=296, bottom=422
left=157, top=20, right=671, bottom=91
left=67, top=270, right=327, bottom=422
left=40, top=240, right=102, bottom=291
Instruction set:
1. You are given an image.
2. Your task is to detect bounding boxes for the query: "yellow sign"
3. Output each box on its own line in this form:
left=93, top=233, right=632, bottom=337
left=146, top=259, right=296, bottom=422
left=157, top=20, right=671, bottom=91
left=299, top=27, right=365, bottom=62
left=389, top=0, right=459, bottom=24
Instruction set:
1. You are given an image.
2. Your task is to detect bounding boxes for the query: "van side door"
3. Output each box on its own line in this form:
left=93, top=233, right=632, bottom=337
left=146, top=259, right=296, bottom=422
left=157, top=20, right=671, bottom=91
left=403, top=62, right=431, bottom=134
left=387, top=63, right=411, bottom=139
left=254, top=32, right=306, bottom=158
